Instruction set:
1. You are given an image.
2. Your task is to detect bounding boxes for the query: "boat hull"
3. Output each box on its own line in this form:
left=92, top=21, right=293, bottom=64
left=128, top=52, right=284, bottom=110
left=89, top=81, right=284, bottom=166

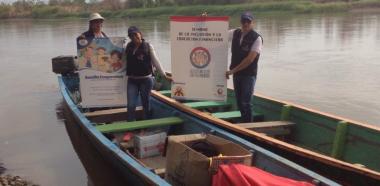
left=58, top=76, right=338, bottom=186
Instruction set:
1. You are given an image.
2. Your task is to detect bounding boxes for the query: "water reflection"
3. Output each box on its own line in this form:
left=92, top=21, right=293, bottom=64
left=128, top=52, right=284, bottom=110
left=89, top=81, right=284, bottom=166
left=0, top=163, right=5, bottom=175
left=55, top=102, right=66, bottom=122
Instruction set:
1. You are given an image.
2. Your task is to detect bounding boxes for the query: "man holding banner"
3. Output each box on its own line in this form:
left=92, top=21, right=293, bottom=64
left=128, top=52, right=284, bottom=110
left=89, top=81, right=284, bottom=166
left=226, top=12, right=263, bottom=122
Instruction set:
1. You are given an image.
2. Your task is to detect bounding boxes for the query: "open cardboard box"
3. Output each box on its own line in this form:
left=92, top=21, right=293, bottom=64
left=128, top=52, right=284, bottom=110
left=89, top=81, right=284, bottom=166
left=165, top=133, right=252, bottom=186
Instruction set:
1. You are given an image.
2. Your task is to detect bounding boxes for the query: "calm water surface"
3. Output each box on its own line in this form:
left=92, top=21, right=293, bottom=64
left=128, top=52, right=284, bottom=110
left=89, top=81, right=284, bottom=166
left=0, top=12, right=379, bottom=185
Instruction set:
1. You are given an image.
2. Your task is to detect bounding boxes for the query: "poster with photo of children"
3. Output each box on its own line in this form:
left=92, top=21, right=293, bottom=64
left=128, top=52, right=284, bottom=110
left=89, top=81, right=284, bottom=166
left=77, top=37, right=127, bottom=108
left=77, top=37, right=125, bottom=73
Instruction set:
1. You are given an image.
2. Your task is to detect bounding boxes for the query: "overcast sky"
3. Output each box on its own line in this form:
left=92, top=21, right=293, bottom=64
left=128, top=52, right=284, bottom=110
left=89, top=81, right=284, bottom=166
left=1, top=0, right=103, bottom=4
left=2, top=0, right=23, bottom=3
left=1, top=0, right=65, bottom=4
left=1, top=0, right=15, bottom=3
left=1, top=0, right=46, bottom=3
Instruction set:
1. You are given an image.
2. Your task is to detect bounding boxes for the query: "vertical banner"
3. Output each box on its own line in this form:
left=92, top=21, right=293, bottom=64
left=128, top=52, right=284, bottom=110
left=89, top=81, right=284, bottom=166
left=77, top=37, right=127, bottom=108
left=170, top=16, right=229, bottom=101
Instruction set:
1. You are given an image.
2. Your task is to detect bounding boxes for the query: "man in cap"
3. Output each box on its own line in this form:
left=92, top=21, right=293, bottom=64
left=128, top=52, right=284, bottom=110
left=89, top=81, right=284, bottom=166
left=226, top=12, right=263, bottom=123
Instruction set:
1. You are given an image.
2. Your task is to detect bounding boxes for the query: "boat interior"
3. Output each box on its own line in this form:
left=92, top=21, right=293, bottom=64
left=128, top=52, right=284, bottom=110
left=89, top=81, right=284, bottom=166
left=60, top=72, right=380, bottom=185
left=61, top=75, right=337, bottom=185
left=82, top=96, right=332, bottom=185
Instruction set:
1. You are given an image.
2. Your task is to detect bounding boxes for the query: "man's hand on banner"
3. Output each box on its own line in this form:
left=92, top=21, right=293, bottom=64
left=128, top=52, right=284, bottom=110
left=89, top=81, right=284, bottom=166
left=201, top=12, right=208, bottom=17
left=226, top=70, right=233, bottom=79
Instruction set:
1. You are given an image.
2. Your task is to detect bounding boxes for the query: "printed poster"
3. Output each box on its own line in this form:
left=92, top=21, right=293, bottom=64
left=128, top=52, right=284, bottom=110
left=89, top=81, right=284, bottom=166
left=170, top=16, right=229, bottom=101
left=77, top=37, right=127, bottom=108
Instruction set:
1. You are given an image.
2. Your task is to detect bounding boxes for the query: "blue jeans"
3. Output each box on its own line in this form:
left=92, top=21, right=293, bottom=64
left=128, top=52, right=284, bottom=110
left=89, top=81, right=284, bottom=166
left=127, top=77, right=154, bottom=121
left=233, top=76, right=256, bottom=123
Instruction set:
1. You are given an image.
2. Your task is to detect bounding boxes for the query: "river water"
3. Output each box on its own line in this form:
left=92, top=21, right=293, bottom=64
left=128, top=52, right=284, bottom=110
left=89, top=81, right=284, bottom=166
left=0, top=12, right=379, bottom=185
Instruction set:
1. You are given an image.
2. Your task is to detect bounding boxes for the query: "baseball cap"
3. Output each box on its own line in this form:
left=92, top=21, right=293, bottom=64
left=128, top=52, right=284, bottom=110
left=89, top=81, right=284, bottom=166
left=128, top=26, right=141, bottom=36
left=241, top=12, right=254, bottom=21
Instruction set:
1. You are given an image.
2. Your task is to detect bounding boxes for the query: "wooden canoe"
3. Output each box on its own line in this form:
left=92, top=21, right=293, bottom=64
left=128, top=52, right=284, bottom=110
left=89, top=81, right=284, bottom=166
left=150, top=75, right=380, bottom=185
left=57, top=74, right=338, bottom=186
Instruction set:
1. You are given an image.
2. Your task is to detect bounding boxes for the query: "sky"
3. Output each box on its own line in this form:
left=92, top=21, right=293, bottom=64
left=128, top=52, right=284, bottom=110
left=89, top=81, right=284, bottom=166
left=1, top=0, right=23, bottom=3
left=1, top=0, right=15, bottom=3
left=0, top=0, right=80, bottom=4
left=1, top=0, right=48, bottom=3
left=0, top=0, right=103, bottom=4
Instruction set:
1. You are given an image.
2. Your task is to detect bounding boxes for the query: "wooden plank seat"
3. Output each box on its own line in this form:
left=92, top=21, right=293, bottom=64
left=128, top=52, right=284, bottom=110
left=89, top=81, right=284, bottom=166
left=184, top=101, right=231, bottom=109
left=236, top=121, right=295, bottom=137
left=84, top=108, right=129, bottom=117
left=158, top=90, right=171, bottom=97
left=96, top=117, right=183, bottom=133
left=84, top=107, right=143, bottom=123
left=212, top=110, right=264, bottom=121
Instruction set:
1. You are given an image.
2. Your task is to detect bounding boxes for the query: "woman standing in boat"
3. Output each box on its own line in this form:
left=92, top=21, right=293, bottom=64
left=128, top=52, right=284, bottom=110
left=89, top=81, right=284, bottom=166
left=77, top=13, right=107, bottom=69
left=125, top=26, right=171, bottom=121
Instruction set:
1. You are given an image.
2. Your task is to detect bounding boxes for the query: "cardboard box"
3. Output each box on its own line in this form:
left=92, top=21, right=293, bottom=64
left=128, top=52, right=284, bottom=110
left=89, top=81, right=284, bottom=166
left=165, top=134, right=252, bottom=186
left=134, top=131, right=167, bottom=159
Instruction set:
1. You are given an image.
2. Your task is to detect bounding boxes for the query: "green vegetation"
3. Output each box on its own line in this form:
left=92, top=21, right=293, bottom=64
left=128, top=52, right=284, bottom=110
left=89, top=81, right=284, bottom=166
left=1, top=0, right=380, bottom=19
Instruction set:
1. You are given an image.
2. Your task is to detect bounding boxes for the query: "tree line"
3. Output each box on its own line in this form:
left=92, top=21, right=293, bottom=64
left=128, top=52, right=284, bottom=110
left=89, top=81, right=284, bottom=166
left=0, top=0, right=362, bottom=19
left=0, top=0, right=256, bottom=18
left=2, top=0, right=255, bottom=10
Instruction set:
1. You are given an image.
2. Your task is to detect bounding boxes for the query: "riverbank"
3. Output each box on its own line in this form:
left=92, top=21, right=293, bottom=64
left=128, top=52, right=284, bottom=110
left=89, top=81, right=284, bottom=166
left=1, top=0, right=380, bottom=19
left=0, top=175, right=39, bottom=186
left=0, top=164, right=38, bottom=186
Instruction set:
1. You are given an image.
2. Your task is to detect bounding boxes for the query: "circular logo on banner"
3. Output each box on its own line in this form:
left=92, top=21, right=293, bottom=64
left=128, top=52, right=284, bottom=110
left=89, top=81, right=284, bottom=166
left=78, top=39, right=88, bottom=46
left=190, top=47, right=211, bottom=69
left=217, top=88, right=223, bottom=95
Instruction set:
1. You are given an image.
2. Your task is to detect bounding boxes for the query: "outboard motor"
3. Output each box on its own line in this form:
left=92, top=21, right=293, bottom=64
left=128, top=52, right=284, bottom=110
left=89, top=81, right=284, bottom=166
left=52, top=55, right=76, bottom=75
left=52, top=55, right=80, bottom=101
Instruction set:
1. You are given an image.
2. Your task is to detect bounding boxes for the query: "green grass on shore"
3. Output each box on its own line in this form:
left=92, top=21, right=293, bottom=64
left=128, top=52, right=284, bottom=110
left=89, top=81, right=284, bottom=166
left=1, top=0, right=380, bottom=19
